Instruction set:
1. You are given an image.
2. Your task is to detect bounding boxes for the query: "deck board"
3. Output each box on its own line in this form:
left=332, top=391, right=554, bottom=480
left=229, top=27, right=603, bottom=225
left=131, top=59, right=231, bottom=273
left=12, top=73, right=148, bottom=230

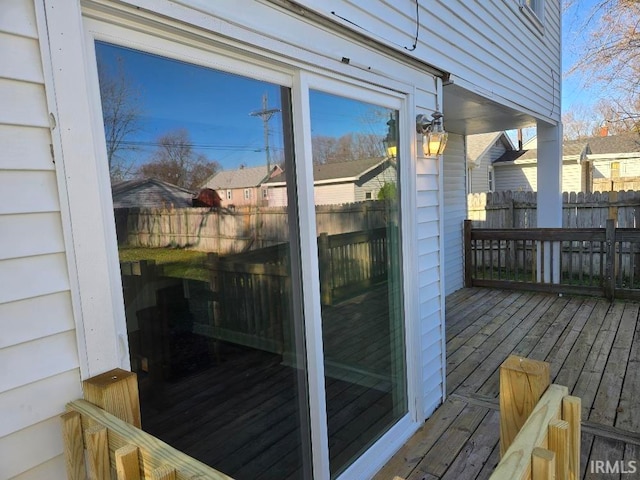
left=375, top=288, right=640, bottom=480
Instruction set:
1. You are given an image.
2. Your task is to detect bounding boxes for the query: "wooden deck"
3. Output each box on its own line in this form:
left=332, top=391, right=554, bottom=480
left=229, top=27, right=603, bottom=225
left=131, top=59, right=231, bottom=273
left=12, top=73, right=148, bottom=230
left=375, top=288, right=640, bottom=480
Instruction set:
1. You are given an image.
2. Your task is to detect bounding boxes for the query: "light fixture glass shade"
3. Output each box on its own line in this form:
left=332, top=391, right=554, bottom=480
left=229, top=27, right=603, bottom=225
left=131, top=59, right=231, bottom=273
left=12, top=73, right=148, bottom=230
left=425, top=131, right=448, bottom=156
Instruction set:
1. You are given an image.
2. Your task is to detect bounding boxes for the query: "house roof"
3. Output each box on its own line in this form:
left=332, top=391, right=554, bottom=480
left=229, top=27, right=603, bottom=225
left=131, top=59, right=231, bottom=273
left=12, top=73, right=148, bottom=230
left=111, top=178, right=195, bottom=208
left=583, top=133, right=640, bottom=155
left=494, top=134, right=640, bottom=166
left=265, top=157, right=389, bottom=184
left=466, top=132, right=513, bottom=165
left=201, top=165, right=280, bottom=189
left=493, top=140, right=590, bottom=165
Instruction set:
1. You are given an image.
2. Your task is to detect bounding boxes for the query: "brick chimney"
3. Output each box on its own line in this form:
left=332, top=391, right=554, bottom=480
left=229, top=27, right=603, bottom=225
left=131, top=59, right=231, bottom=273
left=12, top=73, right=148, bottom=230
left=599, top=124, right=609, bottom=137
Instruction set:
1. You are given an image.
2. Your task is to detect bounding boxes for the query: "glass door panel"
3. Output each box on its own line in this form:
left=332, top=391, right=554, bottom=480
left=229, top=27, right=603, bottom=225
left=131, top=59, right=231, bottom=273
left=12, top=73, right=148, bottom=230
left=95, top=42, right=311, bottom=480
left=309, top=90, right=408, bottom=477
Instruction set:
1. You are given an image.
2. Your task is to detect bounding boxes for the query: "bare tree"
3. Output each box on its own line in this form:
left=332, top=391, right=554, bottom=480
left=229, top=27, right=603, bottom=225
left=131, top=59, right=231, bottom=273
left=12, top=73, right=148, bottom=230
left=97, top=55, right=143, bottom=181
left=562, top=99, right=640, bottom=140
left=566, top=0, right=640, bottom=126
left=311, top=132, right=384, bottom=164
left=138, top=129, right=221, bottom=190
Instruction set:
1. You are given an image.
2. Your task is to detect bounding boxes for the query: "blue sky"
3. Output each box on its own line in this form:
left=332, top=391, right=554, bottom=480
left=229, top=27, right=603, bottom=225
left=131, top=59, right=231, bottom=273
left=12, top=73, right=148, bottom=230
left=96, top=42, right=390, bottom=174
left=561, top=0, right=603, bottom=113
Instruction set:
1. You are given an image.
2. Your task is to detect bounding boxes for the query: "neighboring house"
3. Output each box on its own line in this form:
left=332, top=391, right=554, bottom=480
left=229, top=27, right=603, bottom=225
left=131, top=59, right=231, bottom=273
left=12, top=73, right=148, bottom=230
left=265, top=157, right=396, bottom=206
left=493, top=139, right=589, bottom=192
left=586, top=133, right=640, bottom=191
left=493, top=133, right=640, bottom=193
left=466, top=132, right=515, bottom=193
left=2, top=1, right=561, bottom=479
left=111, top=178, right=195, bottom=208
left=200, top=164, right=282, bottom=207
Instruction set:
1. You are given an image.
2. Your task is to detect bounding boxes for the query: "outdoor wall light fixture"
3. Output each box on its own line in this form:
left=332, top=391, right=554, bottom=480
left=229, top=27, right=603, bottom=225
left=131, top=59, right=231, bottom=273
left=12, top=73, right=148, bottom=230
left=416, top=111, right=448, bottom=156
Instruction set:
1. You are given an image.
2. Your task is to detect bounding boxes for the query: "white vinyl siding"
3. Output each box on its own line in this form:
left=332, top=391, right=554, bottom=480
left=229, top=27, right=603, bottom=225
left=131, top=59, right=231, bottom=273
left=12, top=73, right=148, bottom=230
left=443, top=134, right=466, bottom=296
left=416, top=86, right=445, bottom=418
left=495, top=163, right=537, bottom=191
left=314, top=183, right=356, bottom=205
left=286, top=0, right=561, bottom=124
left=469, top=141, right=507, bottom=193
left=0, top=2, right=81, bottom=478
left=494, top=161, right=584, bottom=193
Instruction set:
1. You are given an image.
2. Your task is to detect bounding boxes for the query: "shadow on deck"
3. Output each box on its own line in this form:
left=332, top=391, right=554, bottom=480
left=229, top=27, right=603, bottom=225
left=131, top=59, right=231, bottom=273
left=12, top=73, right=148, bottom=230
left=375, top=287, right=640, bottom=480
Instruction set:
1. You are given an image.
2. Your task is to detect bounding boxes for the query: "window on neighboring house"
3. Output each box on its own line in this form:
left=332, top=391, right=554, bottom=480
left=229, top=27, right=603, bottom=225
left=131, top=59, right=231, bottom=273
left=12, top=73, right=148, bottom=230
left=611, top=162, right=620, bottom=178
left=262, top=188, right=268, bottom=199
left=226, top=189, right=232, bottom=200
left=365, top=191, right=372, bottom=200
left=488, top=167, right=494, bottom=192
left=244, top=188, right=251, bottom=199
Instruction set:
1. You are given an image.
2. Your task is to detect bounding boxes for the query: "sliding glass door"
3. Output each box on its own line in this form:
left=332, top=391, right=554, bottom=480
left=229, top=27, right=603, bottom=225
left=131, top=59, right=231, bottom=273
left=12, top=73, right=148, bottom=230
left=309, top=90, right=407, bottom=477
left=93, top=38, right=409, bottom=480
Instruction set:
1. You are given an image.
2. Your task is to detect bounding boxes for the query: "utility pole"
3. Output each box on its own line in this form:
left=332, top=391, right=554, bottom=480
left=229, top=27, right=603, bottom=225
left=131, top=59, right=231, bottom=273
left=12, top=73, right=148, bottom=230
left=250, top=93, right=280, bottom=176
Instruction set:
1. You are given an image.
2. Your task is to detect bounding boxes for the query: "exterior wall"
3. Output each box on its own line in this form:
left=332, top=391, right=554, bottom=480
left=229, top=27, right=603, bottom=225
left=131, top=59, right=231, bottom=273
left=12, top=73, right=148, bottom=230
left=494, top=163, right=537, bottom=191
left=355, top=167, right=398, bottom=202
left=225, top=186, right=263, bottom=207
left=287, top=0, right=561, bottom=124
left=469, top=141, right=507, bottom=193
left=562, top=162, right=582, bottom=193
left=593, top=157, right=640, bottom=179
left=442, top=134, right=466, bottom=296
left=0, top=1, right=82, bottom=478
left=314, top=183, right=356, bottom=205
left=494, top=161, right=584, bottom=193
left=415, top=84, right=444, bottom=417
left=21, top=1, right=447, bottom=477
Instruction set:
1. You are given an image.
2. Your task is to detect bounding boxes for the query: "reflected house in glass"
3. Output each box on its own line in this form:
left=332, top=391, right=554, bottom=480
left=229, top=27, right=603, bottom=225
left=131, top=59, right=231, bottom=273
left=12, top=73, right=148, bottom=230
left=111, top=178, right=196, bottom=209
left=2, top=1, right=561, bottom=479
left=265, top=157, right=397, bottom=206
left=200, top=164, right=283, bottom=207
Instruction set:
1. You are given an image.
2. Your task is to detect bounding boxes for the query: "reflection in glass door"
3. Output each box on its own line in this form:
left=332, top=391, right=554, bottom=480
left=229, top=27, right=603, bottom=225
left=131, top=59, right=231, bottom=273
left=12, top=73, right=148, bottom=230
left=309, top=90, right=408, bottom=477
left=95, top=42, right=312, bottom=479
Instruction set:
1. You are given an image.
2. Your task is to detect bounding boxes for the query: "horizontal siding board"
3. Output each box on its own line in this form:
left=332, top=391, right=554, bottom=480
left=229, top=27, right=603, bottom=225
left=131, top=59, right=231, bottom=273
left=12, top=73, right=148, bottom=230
left=417, top=220, right=438, bottom=239
left=0, top=32, right=43, bottom=83
left=418, top=236, right=439, bottom=256
left=419, top=295, right=440, bottom=319
left=0, top=292, right=75, bottom=349
left=443, top=134, right=465, bottom=294
left=0, top=171, right=60, bottom=214
left=417, top=205, right=438, bottom=223
left=0, top=369, right=81, bottom=437
left=0, top=78, right=49, bottom=127
left=416, top=160, right=439, bottom=176
left=423, top=388, right=443, bottom=418
left=0, top=254, right=70, bottom=305
left=297, top=0, right=560, bottom=120
left=0, top=331, right=79, bottom=393
left=0, top=417, right=64, bottom=479
left=421, top=317, right=441, bottom=338
left=0, top=0, right=38, bottom=39
left=0, top=213, right=65, bottom=260
left=0, top=125, right=54, bottom=171
left=12, top=455, right=67, bottom=480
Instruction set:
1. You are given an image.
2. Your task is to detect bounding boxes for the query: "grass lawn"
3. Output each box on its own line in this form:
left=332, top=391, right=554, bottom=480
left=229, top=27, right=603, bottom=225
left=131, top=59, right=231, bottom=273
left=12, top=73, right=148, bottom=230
left=119, top=247, right=210, bottom=281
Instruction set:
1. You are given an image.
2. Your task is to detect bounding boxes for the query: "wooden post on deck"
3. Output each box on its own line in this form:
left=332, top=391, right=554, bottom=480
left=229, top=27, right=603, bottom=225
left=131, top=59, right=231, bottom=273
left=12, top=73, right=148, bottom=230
left=499, top=355, right=550, bottom=456
left=464, top=220, right=473, bottom=287
left=318, top=233, right=332, bottom=305
left=83, top=368, right=141, bottom=428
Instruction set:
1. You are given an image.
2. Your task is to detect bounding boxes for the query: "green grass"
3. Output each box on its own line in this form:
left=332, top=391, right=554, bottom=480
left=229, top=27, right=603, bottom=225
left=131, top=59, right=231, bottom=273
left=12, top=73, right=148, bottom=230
left=118, top=247, right=209, bottom=281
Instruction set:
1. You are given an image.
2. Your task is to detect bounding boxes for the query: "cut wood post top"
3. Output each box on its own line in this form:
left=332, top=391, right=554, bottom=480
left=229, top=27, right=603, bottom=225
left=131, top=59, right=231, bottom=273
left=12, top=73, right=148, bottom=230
left=83, top=368, right=141, bottom=428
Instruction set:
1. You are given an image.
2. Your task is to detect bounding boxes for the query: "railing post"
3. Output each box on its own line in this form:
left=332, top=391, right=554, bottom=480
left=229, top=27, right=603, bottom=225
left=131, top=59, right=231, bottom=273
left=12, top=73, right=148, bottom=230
left=499, top=355, right=550, bottom=457
left=318, top=233, right=332, bottom=305
left=605, top=218, right=615, bottom=300
left=464, top=220, right=473, bottom=287
left=83, top=368, right=141, bottom=428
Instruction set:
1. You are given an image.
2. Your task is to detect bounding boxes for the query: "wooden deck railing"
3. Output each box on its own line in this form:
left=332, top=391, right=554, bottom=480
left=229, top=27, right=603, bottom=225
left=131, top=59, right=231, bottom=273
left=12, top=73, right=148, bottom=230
left=464, top=218, right=640, bottom=300
left=62, top=369, right=233, bottom=480
left=491, top=356, right=581, bottom=480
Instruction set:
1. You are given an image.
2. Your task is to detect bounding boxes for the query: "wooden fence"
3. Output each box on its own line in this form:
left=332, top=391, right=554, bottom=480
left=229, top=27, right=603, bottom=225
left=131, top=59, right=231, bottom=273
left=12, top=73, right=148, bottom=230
left=464, top=219, right=640, bottom=300
left=121, top=227, right=391, bottom=364
left=114, top=201, right=390, bottom=254
left=468, top=190, right=640, bottom=228
left=491, top=356, right=581, bottom=480
left=62, top=369, right=233, bottom=480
